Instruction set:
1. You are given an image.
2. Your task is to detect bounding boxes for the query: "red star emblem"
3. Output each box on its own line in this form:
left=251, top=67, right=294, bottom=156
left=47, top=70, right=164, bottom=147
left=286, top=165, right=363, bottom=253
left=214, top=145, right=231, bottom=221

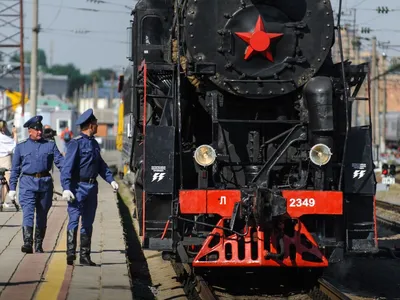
left=235, top=16, right=283, bottom=61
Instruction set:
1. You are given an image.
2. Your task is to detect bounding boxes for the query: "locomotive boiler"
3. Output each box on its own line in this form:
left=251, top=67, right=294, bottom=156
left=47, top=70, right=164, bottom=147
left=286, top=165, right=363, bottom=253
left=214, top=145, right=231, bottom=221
left=120, top=0, right=378, bottom=271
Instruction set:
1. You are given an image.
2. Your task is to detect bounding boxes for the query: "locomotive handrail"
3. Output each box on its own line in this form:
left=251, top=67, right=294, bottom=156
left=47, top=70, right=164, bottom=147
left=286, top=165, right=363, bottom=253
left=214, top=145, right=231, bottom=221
left=218, top=119, right=300, bottom=124
left=223, top=79, right=294, bottom=83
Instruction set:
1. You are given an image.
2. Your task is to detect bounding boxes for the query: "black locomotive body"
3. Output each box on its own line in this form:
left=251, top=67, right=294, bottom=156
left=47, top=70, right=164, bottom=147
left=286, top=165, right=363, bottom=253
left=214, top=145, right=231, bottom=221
left=122, top=0, right=378, bottom=270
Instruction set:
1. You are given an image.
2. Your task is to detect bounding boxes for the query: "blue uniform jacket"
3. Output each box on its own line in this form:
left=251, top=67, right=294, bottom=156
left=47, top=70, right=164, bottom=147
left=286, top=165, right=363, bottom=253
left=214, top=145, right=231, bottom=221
left=9, top=138, right=64, bottom=191
left=61, top=133, right=114, bottom=191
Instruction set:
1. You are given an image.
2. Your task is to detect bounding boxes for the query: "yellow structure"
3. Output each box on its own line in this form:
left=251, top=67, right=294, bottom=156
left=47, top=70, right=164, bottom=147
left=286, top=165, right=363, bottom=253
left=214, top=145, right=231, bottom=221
left=3, top=90, right=29, bottom=111
left=116, top=99, right=124, bottom=151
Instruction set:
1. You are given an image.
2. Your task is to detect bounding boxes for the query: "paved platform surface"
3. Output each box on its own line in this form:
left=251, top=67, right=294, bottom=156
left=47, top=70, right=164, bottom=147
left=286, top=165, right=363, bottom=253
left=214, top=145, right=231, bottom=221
left=0, top=151, right=132, bottom=300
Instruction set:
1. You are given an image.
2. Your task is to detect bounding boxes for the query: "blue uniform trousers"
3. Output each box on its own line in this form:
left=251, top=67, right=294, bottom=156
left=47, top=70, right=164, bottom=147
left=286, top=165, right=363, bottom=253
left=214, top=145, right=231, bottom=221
left=19, top=177, right=53, bottom=228
left=67, top=182, right=98, bottom=237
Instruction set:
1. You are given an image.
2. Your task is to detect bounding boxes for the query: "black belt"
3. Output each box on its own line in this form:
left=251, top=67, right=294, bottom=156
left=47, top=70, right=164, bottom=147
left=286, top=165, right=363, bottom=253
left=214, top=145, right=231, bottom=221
left=79, top=177, right=97, bottom=184
left=23, top=171, right=51, bottom=178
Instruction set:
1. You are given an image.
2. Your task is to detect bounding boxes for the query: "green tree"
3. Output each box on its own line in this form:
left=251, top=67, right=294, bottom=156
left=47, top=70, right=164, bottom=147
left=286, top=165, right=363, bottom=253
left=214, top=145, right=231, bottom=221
left=89, top=68, right=116, bottom=81
left=47, top=63, right=91, bottom=97
left=10, top=49, right=48, bottom=69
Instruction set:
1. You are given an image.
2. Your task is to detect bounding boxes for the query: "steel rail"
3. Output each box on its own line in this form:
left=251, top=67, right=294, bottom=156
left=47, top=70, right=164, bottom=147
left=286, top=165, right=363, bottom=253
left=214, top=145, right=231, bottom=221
left=314, top=278, right=351, bottom=300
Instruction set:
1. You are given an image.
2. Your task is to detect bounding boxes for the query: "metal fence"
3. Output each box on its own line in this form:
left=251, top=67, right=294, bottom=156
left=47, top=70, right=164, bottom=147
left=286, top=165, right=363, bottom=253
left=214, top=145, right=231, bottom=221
left=95, top=135, right=117, bottom=152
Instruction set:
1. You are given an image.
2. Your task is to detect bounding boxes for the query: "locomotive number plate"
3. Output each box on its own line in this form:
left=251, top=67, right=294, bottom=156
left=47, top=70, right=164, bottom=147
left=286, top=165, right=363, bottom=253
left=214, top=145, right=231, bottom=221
left=289, top=198, right=315, bottom=208
left=382, top=177, right=395, bottom=185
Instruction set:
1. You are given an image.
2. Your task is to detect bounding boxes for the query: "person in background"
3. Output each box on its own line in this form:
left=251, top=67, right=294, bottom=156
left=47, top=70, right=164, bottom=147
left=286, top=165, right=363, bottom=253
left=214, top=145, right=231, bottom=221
left=43, top=125, right=57, bottom=173
left=8, top=116, right=64, bottom=254
left=61, top=109, right=118, bottom=266
left=43, top=125, right=55, bottom=141
left=0, top=120, right=17, bottom=205
left=60, top=126, right=73, bottom=155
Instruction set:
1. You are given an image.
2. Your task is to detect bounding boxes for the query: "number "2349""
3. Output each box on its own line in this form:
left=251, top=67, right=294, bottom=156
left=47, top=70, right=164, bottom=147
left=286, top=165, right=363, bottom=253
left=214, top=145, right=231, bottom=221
left=289, top=198, right=316, bottom=207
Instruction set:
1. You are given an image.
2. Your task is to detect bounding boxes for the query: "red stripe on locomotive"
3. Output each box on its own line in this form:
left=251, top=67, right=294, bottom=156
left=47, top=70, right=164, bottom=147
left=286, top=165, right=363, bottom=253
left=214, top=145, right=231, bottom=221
left=179, top=190, right=343, bottom=217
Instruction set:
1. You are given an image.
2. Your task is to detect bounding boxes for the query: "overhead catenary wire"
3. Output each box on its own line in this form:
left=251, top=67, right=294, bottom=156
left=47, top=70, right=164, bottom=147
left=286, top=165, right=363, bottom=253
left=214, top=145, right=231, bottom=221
left=40, top=31, right=127, bottom=44
left=44, top=0, right=63, bottom=30
left=2, top=0, right=131, bottom=14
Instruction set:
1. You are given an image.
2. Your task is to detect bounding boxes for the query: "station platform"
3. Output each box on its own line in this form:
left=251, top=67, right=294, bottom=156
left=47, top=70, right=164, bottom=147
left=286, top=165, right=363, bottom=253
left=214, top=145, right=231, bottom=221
left=0, top=151, right=132, bottom=300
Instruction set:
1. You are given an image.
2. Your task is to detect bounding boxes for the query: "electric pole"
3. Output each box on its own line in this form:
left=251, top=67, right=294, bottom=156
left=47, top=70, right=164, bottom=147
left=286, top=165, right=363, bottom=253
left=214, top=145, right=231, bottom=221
left=352, top=36, right=361, bottom=126
left=351, top=8, right=357, bottom=125
left=380, top=53, right=387, bottom=154
left=49, top=40, right=54, bottom=68
left=110, top=71, right=115, bottom=109
left=29, top=0, right=39, bottom=117
left=371, top=37, right=377, bottom=145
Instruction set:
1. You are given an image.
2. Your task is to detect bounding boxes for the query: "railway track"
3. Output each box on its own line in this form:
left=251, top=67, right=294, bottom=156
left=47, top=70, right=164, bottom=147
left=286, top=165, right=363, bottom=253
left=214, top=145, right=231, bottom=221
left=172, top=259, right=349, bottom=300
left=310, top=279, right=351, bottom=300
left=376, top=199, right=400, bottom=215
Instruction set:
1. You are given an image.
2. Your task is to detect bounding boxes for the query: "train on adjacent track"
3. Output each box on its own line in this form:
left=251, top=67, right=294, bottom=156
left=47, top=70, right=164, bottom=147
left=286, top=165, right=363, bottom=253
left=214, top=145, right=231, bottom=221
left=117, top=0, right=378, bottom=278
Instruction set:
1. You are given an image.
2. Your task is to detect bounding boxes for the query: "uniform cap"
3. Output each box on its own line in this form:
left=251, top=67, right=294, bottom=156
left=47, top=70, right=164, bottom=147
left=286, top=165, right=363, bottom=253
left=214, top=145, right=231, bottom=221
left=76, top=108, right=97, bottom=126
left=23, top=115, right=43, bottom=130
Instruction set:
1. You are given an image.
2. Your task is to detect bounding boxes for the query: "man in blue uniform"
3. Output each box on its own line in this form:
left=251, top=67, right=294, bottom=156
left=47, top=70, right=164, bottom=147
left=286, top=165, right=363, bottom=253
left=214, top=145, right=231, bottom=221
left=61, top=108, right=118, bottom=266
left=8, top=115, right=64, bottom=253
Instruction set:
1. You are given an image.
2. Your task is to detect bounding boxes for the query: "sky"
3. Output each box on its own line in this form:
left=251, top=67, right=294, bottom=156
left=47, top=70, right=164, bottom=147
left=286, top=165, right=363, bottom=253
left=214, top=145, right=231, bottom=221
left=333, top=0, right=400, bottom=60
left=2, top=0, right=133, bottom=74
left=2, top=0, right=400, bottom=74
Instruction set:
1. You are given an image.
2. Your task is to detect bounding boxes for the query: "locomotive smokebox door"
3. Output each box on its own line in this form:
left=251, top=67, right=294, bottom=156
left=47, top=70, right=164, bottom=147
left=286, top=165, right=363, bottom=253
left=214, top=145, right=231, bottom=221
left=343, top=126, right=376, bottom=195
left=144, top=125, right=175, bottom=194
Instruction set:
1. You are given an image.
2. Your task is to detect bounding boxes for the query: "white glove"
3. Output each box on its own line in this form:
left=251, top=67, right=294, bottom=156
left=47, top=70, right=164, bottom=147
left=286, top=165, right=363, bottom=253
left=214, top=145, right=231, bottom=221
left=62, top=190, right=75, bottom=203
left=111, top=181, right=119, bottom=191
left=8, top=191, right=16, bottom=201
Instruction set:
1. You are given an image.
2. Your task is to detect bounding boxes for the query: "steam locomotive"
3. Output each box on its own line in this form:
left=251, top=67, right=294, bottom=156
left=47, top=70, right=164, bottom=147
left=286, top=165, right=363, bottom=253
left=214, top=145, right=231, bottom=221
left=119, top=0, right=378, bottom=271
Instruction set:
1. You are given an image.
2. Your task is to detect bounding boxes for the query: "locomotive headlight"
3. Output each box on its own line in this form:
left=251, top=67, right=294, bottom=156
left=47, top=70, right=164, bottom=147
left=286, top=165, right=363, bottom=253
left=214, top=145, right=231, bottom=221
left=309, top=143, right=332, bottom=166
left=194, top=145, right=217, bottom=167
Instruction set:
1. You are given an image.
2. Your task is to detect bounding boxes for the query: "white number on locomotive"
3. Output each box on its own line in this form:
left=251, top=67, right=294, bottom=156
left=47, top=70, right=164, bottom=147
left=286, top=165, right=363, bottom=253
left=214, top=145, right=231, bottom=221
left=289, top=198, right=316, bottom=207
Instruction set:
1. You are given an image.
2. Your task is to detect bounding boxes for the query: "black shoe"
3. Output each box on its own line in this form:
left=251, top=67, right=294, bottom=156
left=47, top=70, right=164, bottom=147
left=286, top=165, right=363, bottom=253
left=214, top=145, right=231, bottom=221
left=34, top=227, right=46, bottom=253
left=66, top=229, right=78, bottom=265
left=79, top=256, right=96, bottom=266
left=80, top=233, right=96, bottom=266
left=21, top=226, right=33, bottom=254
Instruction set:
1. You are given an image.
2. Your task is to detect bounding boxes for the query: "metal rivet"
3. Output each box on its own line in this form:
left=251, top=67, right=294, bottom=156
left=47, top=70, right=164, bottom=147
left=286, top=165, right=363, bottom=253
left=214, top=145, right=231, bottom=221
left=189, top=22, right=193, bottom=26
left=318, top=58, right=321, bottom=62
left=281, top=88, right=285, bottom=92
left=326, top=36, right=329, bottom=39
left=322, top=47, right=326, bottom=51
left=190, top=34, right=194, bottom=38
left=327, top=24, right=330, bottom=27
left=269, top=91, right=273, bottom=94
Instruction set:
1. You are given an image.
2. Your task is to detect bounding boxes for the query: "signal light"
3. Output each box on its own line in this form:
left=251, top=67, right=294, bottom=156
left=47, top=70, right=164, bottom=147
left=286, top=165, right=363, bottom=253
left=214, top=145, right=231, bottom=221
left=390, top=164, right=396, bottom=176
left=382, top=163, right=389, bottom=176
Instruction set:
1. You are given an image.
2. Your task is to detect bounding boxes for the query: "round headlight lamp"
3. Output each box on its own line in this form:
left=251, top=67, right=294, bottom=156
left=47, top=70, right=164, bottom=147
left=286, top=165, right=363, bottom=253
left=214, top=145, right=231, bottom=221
left=309, top=143, right=332, bottom=166
left=194, top=145, right=217, bottom=167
